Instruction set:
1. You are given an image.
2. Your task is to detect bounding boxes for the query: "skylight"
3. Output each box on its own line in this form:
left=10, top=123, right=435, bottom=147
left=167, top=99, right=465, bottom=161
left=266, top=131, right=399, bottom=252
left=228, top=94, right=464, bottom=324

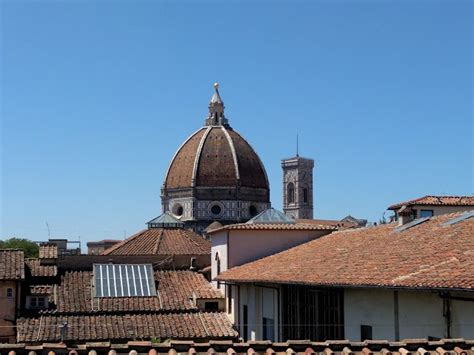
left=146, top=212, right=184, bottom=229
left=93, top=264, right=156, bottom=298
left=442, top=210, right=474, bottom=226
left=247, top=208, right=295, bottom=224
left=395, top=217, right=430, bottom=233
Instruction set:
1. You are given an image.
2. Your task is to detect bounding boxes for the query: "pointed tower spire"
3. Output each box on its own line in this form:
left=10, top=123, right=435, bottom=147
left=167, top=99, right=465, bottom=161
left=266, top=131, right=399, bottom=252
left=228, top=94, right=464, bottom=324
left=205, top=82, right=229, bottom=126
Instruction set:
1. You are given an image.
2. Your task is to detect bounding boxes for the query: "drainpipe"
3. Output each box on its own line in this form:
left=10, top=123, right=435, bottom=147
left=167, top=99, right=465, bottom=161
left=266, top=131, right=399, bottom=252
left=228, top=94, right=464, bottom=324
left=393, top=291, right=400, bottom=341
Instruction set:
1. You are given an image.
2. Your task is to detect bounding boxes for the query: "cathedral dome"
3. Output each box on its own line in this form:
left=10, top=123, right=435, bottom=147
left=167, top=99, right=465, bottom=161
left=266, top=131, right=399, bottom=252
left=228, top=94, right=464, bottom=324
left=164, top=126, right=268, bottom=190
left=161, top=84, right=270, bottom=231
left=164, top=84, right=269, bottom=191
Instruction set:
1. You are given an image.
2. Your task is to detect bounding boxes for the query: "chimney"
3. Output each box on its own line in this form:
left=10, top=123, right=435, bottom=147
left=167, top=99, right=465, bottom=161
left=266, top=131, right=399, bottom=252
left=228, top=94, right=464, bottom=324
left=397, top=206, right=414, bottom=226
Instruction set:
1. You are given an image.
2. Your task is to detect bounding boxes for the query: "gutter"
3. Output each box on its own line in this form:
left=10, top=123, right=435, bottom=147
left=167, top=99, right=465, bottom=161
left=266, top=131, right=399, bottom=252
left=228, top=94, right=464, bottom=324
left=213, top=279, right=474, bottom=294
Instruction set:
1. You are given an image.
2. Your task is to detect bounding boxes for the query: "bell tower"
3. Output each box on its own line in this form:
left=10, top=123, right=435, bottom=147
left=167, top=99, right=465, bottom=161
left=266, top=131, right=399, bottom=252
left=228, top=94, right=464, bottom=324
left=281, top=156, right=314, bottom=219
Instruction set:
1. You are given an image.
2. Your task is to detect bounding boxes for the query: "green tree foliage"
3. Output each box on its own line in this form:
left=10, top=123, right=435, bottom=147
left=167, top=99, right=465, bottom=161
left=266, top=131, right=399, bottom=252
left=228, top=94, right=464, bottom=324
left=0, top=238, right=39, bottom=258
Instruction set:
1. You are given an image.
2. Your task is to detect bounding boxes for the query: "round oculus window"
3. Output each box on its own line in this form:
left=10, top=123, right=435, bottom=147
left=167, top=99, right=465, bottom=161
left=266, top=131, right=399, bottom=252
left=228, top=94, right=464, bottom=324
left=210, top=204, right=222, bottom=216
left=172, top=204, right=184, bottom=216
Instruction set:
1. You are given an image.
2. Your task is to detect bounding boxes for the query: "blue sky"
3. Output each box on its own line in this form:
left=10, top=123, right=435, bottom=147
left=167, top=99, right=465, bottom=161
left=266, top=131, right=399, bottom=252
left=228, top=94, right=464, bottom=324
left=1, top=0, right=472, bottom=244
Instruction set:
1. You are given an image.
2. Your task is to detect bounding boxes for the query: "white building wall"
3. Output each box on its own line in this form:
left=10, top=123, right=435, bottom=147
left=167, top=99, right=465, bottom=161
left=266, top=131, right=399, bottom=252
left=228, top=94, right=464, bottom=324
left=228, top=229, right=330, bottom=268
left=345, top=289, right=474, bottom=341
left=210, top=230, right=228, bottom=290
left=450, top=292, right=474, bottom=338
left=398, top=291, right=445, bottom=339
left=344, top=289, right=395, bottom=340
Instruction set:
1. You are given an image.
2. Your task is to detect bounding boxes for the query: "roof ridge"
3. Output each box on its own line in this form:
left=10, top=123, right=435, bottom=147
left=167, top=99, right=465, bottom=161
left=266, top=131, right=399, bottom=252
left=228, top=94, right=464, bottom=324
left=182, top=229, right=208, bottom=253
left=153, top=228, right=164, bottom=254
left=101, top=230, right=146, bottom=255
left=191, top=126, right=212, bottom=187
left=163, top=127, right=206, bottom=189
left=221, top=126, right=240, bottom=182
left=231, top=128, right=270, bottom=187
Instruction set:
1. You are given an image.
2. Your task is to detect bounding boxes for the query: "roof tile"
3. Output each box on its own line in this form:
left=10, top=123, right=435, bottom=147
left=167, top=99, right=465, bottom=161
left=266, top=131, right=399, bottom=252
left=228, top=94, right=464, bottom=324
left=56, top=270, right=222, bottom=313
left=39, top=243, right=59, bottom=259
left=101, top=229, right=210, bottom=256
left=217, top=212, right=474, bottom=290
left=26, top=258, right=58, bottom=277
left=388, top=195, right=474, bottom=210
left=17, top=312, right=237, bottom=342
left=0, top=249, right=25, bottom=280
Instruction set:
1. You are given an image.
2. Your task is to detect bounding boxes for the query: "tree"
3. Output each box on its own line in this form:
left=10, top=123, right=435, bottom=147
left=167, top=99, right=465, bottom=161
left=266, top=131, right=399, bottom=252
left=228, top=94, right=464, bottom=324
left=0, top=238, right=39, bottom=258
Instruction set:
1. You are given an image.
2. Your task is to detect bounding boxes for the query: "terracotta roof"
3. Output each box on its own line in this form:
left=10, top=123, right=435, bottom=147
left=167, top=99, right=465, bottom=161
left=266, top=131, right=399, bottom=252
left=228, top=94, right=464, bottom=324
left=29, top=285, right=54, bottom=295
left=101, top=228, right=210, bottom=256
left=87, top=239, right=121, bottom=246
left=2, top=338, right=472, bottom=354
left=297, top=218, right=357, bottom=229
left=0, top=249, right=25, bottom=280
left=26, top=258, right=58, bottom=277
left=217, top=212, right=474, bottom=290
left=56, top=270, right=222, bottom=313
left=39, top=243, right=59, bottom=259
left=203, top=221, right=223, bottom=233
left=388, top=195, right=474, bottom=210
left=17, top=312, right=238, bottom=342
left=164, top=127, right=269, bottom=190
left=207, top=222, right=337, bottom=234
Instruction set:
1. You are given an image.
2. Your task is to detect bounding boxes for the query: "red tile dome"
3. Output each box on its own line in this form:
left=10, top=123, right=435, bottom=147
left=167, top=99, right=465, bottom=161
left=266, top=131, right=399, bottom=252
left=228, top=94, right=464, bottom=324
left=164, top=126, right=268, bottom=190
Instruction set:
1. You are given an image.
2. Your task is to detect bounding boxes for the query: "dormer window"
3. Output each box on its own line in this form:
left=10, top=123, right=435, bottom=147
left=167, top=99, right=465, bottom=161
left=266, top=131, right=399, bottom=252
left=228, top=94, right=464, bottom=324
left=26, top=296, right=48, bottom=310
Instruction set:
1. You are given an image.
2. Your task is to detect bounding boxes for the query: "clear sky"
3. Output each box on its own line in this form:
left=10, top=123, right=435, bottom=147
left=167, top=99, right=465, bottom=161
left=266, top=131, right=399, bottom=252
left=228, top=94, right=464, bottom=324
left=1, top=0, right=472, bottom=245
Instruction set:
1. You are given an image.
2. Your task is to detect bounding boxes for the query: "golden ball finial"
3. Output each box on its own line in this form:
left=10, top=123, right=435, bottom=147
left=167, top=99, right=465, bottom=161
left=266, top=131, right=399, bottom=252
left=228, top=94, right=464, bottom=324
left=213, top=82, right=219, bottom=89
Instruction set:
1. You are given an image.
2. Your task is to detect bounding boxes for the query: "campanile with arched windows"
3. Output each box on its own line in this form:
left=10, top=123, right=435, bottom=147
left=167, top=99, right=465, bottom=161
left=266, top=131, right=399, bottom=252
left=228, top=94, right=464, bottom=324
left=281, top=156, right=314, bottom=219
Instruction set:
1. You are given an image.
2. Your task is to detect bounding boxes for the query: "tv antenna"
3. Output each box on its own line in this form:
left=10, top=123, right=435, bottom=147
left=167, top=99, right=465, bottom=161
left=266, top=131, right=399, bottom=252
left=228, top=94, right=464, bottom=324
left=46, top=222, right=51, bottom=238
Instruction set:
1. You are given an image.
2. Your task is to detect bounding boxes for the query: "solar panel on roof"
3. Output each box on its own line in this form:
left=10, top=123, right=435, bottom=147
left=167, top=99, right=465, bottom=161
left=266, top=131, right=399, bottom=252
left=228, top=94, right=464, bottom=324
left=93, top=264, right=156, bottom=298
left=442, top=210, right=474, bottom=226
left=394, top=217, right=430, bottom=233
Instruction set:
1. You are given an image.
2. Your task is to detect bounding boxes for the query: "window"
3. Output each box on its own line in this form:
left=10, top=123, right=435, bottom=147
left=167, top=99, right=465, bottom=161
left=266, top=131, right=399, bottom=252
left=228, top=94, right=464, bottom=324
left=287, top=183, right=295, bottom=204
left=303, top=188, right=308, bottom=204
left=411, top=209, right=418, bottom=220
left=211, top=204, right=222, bottom=216
left=282, top=285, right=344, bottom=341
left=263, top=317, right=275, bottom=341
left=93, top=264, right=156, bottom=298
left=215, top=253, right=221, bottom=287
left=27, top=296, right=48, bottom=310
left=420, top=210, right=434, bottom=218
left=249, top=205, right=258, bottom=217
left=361, top=325, right=372, bottom=340
left=205, top=301, right=219, bottom=311
left=6, top=288, right=13, bottom=298
left=243, top=305, right=248, bottom=341
left=227, top=285, right=232, bottom=313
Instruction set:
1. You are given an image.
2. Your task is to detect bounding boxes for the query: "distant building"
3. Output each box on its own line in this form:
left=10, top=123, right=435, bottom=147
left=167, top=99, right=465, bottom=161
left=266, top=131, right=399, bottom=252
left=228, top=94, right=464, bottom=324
left=86, top=239, right=121, bottom=255
left=215, top=211, right=474, bottom=342
left=0, top=250, right=24, bottom=343
left=388, top=195, right=474, bottom=224
left=341, top=215, right=368, bottom=227
left=40, top=239, right=81, bottom=256
left=161, top=84, right=270, bottom=233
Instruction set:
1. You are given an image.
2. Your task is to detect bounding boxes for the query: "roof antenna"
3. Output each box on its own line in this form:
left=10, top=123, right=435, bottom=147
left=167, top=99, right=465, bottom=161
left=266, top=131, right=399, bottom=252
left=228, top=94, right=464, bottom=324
left=296, top=133, right=299, bottom=157
left=46, top=222, right=51, bottom=238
